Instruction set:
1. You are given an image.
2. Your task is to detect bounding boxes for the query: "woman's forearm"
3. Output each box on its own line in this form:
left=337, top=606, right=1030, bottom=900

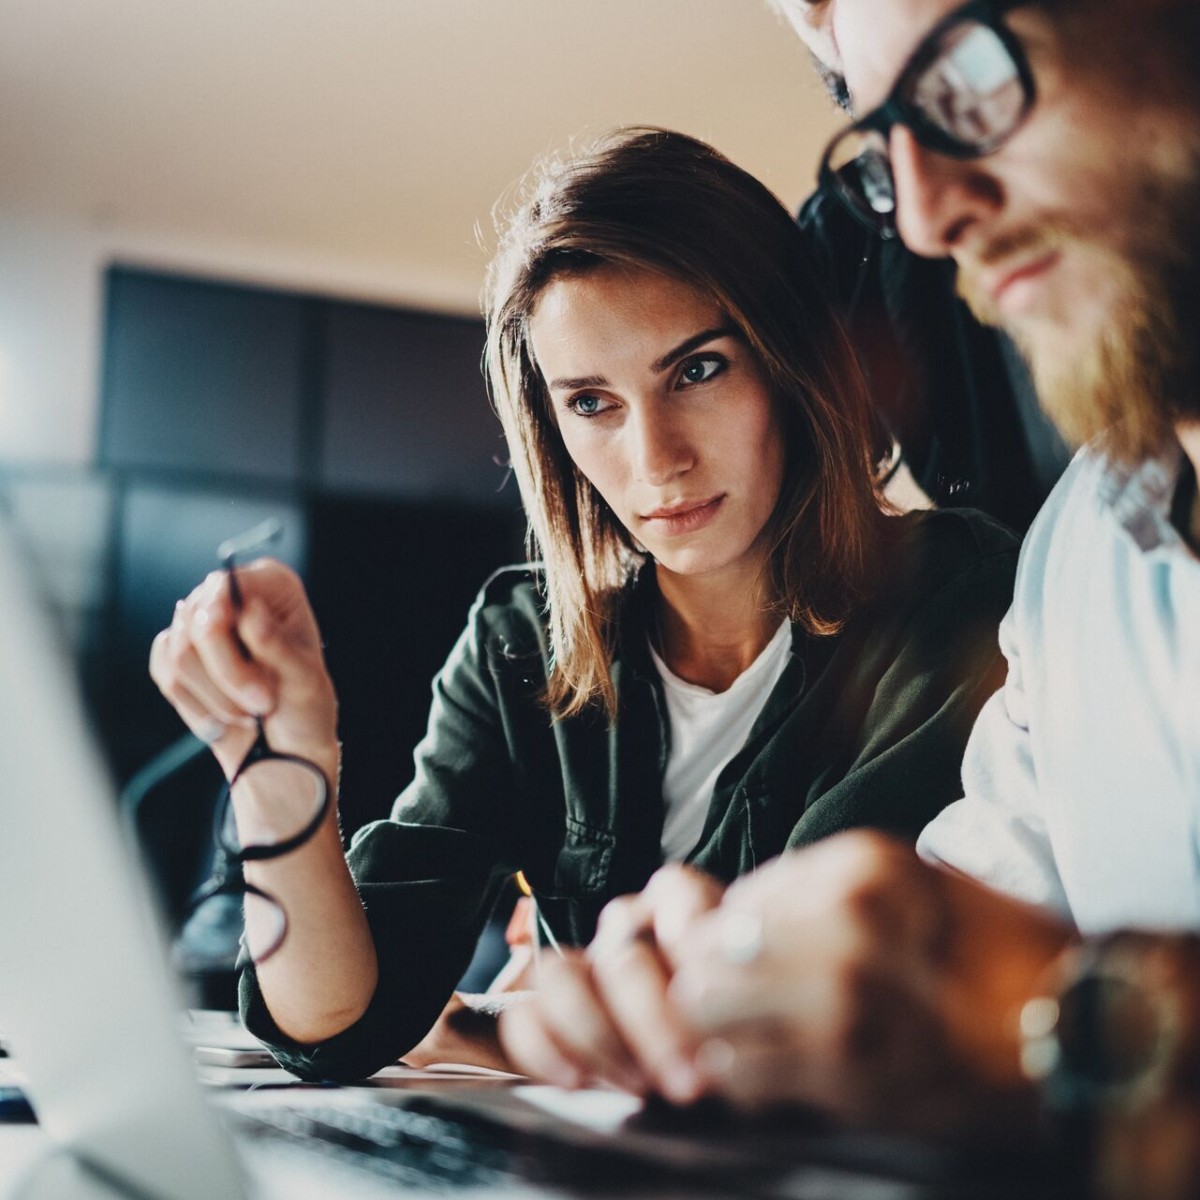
left=244, top=798, right=379, bottom=1046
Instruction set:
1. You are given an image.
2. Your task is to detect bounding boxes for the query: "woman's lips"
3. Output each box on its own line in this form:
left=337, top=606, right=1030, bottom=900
left=641, top=495, right=724, bottom=536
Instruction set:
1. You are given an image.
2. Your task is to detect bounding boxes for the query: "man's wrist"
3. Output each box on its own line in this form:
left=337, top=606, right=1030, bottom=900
left=1019, top=932, right=1199, bottom=1116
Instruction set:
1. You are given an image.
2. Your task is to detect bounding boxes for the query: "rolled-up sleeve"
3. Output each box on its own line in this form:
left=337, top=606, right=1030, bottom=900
left=917, top=604, right=1071, bottom=919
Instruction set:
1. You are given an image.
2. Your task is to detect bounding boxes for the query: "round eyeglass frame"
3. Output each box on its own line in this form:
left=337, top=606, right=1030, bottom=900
left=818, top=0, right=1037, bottom=238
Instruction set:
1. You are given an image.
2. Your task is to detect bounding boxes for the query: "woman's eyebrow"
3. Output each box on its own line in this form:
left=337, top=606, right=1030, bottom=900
left=651, top=325, right=738, bottom=373
left=546, top=325, right=738, bottom=393
left=547, top=372, right=606, bottom=393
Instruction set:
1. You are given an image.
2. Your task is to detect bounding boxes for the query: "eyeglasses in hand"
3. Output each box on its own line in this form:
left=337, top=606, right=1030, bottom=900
left=819, top=0, right=1035, bottom=237
left=172, top=519, right=330, bottom=974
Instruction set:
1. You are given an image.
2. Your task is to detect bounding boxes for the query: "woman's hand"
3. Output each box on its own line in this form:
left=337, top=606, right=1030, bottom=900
left=403, top=992, right=531, bottom=1074
left=149, top=558, right=372, bottom=1047
left=498, top=864, right=725, bottom=1099
left=149, top=558, right=339, bottom=784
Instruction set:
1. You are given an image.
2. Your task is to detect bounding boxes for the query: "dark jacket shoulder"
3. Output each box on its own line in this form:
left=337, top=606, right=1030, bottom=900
left=890, top=505, right=1019, bottom=568
left=837, top=507, right=1019, bottom=689
left=463, top=564, right=548, bottom=656
left=881, top=507, right=1019, bottom=601
left=472, top=563, right=544, bottom=613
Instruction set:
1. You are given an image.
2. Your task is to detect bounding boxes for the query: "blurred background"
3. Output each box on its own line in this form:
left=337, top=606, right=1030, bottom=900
left=0, top=0, right=840, bottom=988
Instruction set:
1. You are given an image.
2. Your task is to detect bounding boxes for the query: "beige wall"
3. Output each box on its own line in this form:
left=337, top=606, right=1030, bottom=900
left=0, top=0, right=842, bottom=466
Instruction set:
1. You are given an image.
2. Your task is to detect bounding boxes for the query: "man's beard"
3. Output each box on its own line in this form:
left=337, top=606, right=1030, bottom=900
left=957, top=160, right=1200, bottom=468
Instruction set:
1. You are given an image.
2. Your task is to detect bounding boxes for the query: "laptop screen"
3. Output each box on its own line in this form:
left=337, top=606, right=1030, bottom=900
left=0, top=516, right=248, bottom=1200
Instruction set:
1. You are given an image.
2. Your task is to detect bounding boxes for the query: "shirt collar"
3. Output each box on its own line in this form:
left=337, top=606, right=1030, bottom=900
left=1096, top=442, right=1187, bottom=554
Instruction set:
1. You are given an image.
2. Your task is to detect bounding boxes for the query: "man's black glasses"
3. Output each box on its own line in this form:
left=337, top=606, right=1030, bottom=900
left=818, top=0, right=1035, bottom=238
left=126, top=520, right=331, bottom=974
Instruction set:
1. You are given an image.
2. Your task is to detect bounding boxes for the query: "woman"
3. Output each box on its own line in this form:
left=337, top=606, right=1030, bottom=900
left=150, top=128, right=1017, bottom=1087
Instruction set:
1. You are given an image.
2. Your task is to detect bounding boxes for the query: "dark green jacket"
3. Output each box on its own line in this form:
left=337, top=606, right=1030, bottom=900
left=243, top=508, right=1017, bottom=1081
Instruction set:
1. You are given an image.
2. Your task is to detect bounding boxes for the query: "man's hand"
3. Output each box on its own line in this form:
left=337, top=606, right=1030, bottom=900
left=669, top=832, right=1072, bottom=1137
left=498, top=864, right=725, bottom=1099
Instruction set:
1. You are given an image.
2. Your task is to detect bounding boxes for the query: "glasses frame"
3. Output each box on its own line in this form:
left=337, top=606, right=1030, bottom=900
left=177, top=520, right=331, bottom=969
left=818, top=0, right=1036, bottom=237
left=213, top=719, right=330, bottom=863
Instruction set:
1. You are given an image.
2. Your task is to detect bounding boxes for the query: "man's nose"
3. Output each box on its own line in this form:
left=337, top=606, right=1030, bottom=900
left=890, top=125, right=1002, bottom=259
left=632, top=405, right=694, bottom=485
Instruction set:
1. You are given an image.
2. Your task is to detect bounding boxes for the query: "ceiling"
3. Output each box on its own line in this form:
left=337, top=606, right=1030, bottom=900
left=0, top=0, right=843, bottom=312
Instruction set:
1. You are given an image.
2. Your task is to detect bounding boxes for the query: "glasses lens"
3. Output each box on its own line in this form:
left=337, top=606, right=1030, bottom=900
left=220, top=758, right=327, bottom=855
left=907, top=20, right=1025, bottom=151
left=174, top=888, right=287, bottom=972
left=825, top=126, right=896, bottom=230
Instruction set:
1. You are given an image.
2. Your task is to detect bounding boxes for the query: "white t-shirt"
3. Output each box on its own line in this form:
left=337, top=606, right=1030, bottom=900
left=649, top=620, right=792, bottom=862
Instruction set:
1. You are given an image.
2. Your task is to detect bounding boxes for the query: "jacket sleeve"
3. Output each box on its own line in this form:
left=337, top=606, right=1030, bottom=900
left=239, top=587, right=522, bottom=1082
left=787, top=536, right=1018, bottom=848
left=917, top=603, right=1072, bottom=918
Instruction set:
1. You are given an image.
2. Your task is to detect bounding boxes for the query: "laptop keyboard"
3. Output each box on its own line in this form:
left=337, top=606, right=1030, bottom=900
left=232, top=1091, right=664, bottom=1194
left=235, top=1095, right=528, bottom=1191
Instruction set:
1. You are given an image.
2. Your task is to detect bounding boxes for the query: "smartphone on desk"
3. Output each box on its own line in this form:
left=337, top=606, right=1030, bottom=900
left=193, top=1046, right=277, bottom=1068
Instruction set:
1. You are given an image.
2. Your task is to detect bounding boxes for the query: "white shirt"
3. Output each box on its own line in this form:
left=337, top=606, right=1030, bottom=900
left=918, top=445, right=1200, bottom=933
left=650, top=620, right=792, bottom=862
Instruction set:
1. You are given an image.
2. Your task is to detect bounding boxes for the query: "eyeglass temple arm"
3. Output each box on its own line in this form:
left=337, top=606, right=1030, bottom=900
left=216, top=516, right=284, bottom=655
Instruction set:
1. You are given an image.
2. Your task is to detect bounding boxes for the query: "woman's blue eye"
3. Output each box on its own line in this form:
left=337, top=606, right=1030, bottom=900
left=679, top=355, right=724, bottom=385
left=570, top=394, right=606, bottom=417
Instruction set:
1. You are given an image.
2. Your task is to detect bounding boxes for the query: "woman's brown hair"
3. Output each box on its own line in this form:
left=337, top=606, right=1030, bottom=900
left=484, top=127, right=885, bottom=719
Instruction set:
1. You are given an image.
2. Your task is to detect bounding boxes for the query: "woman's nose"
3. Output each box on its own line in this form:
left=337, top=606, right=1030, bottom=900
left=632, top=405, right=694, bottom=485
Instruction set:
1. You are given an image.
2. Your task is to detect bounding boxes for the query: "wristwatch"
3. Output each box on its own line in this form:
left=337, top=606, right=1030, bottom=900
left=1018, top=933, right=1189, bottom=1116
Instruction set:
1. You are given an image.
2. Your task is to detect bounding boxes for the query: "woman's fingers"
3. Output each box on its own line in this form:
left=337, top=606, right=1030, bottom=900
left=531, top=952, right=646, bottom=1092
left=149, top=561, right=339, bottom=769
left=165, top=611, right=257, bottom=728
left=579, top=870, right=724, bottom=1101
left=497, top=952, right=645, bottom=1092
left=154, top=673, right=228, bottom=747
left=590, top=929, right=702, bottom=1103
left=642, top=864, right=725, bottom=968
left=150, top=625, right=235, bottom=735
left=150, top=581, right=269, bottom=721
left=188, top=574, right=278, bottom=715
left=497, top=994, right=585, bottom=1089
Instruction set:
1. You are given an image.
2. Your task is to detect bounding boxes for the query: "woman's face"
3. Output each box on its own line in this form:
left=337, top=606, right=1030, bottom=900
left=528, top=264, right=787, bottom=588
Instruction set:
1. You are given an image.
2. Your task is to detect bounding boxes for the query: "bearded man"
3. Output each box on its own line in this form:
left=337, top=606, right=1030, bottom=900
left=777, top=0, right=1072, bottom=533
left=499, top=0, right=1200, bottom=1184
left=802, top=1, right=1200, bottom=925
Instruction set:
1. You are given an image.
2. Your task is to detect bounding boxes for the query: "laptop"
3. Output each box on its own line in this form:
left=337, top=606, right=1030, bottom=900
left=0, top=515, right=1068, bottom=1200
left=0, top=512, right=256, bottom=1200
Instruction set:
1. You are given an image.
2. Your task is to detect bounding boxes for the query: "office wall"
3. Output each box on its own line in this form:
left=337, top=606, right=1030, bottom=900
left=91, top=258, right=524, bottom=795
left=0, top=214, right=101, bottom=464
left=0, top=237, right=526, bottom=949
left=0, top=209, right=482, bottom=468
left=0, top=208, right=499, bottom=708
